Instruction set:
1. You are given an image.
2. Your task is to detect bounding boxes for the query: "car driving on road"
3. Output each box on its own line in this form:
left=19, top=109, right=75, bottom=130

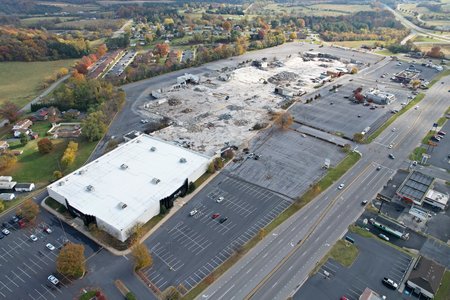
left=338, top=183, right=345, bottom=190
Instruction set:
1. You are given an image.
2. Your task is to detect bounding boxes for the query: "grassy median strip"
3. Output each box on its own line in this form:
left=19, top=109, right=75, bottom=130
left=428, top=69, right=450, bottom=88
left=409, top=146, right=427, bottom=161
left=366, top=93, right=425, bottom=143
left=183, top=151, right=361, bottom=299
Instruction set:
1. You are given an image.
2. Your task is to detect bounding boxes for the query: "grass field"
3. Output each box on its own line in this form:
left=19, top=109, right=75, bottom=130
left=375, top=49, right=395, bottom=56
left=20, top=16, right=75, bottom=26
left=413, top=35, right=445, bottom=43
left=332, top=40, right=379, bottom=48
left=0, top=59, right=78, bottom=107
left=263, top=3, right=373, bottom=16
left=328, top=239, right=359, bottom=267
left=436, top=270, right=450, bottom=300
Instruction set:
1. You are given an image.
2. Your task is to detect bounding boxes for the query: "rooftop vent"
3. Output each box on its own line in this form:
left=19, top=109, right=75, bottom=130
left=118, top=202, right=127, bottom=209
left=151, top=178, right=161, bottom=184
left=78, top=169, right=86, bottom=175
left=86, top=185, right=94, bottom=192
left=179, top=157, right=187, bottom=163
left=150, top=146, right=156, bottom=152
left=58, top=181, right=65, bottom=186
left=120, top=164, right=128, bottom=170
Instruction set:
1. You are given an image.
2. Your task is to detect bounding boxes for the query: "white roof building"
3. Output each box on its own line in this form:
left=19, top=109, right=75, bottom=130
left=47, top=134, right=211, bottom=242
left=424, top=189, right=449, bottom=210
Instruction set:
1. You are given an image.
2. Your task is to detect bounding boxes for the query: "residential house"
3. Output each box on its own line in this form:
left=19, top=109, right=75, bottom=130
left=167, top=50, right=181, bottom=64
left=34, top=107, right=49, bottom=121
left=63, top=109, right=81, bottom=120
left=0, top=141, right=9, bottom=153
left=47, top=107, right=61, bottom=122
left=12, top=119, right=32, bottom=138
left=0, top=193, right=15, bottom=201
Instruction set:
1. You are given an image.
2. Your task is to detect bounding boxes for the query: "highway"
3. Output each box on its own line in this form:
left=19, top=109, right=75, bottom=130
left=198, top=73, right=450, bottom=299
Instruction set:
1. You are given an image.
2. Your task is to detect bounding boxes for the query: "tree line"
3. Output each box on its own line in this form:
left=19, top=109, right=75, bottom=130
left=0, top=26, right=90, bottom=61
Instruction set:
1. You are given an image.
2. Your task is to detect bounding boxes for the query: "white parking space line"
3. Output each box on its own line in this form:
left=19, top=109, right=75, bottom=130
left=23, top=262, right=38, bottom=274
left=28, top=258, right=44, bottom=270
left=11, top=270, right=25, bottom=283
left=0, top=280, right=12, bottom=292
left=5, top=275, right=19, bottom=287
left=17, top=266, right=31, bottom=279
left=34, top=253, right=49, bottom=265
left=40, top=284, right=56, bottom=298
left=34, top=288, right=47, bottom=300
left=2, top=248, right=13, bottom=258
left=8, top=244, right=20, bottom=255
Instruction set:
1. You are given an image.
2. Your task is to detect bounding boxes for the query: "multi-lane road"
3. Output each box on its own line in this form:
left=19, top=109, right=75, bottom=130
left=199, top=71, right=449, bottom=299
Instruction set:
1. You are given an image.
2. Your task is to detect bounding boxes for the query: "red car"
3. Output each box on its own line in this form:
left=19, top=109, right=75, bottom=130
left=340, top=297, right=349, bottom=300
left=212, top=213, right=220, bottom=219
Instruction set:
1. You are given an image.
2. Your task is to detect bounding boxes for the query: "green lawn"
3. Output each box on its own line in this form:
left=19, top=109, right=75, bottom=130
left=0, top=59, right=78, bottom=107
left=436, top=270, right=450, bottom=300
left=332, top=40, right=379, bottom=48
left=0, top=138, right=97, bottom=186
left=409, top=147, right=427, bottom=161
left=375, top=49, right=395, bottom=56
left=329, top=239, right=359, bottom=267
left=413, top=35, right=444, bottom=43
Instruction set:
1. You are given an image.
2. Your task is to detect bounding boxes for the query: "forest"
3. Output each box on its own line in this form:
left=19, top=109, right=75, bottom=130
left=0, top=26, right=90, bottom=61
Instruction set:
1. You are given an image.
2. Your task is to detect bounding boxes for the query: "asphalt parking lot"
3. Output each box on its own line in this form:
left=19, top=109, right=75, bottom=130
left=0, top=210, right=100, bottom=300
left=106, top=50, right=136, bottom=77
left=290, top=59, right=440, bottom=139
left=141, top=173, right=292, bottom=292
left=294, top=234, right=413, bottom=300
left=427, top=120, right=450, bottom=169
left=229, top=128, right=346, bottom=198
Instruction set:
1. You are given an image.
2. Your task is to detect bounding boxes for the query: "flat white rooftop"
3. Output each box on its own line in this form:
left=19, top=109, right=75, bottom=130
left=48, top=134, right=210, bottom=231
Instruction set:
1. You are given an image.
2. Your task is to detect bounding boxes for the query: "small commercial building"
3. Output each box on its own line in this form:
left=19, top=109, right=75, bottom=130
left=365, top=89, right=396, bottom=105
left=377, top=169, right=410, bottom=203
left=393, top=69, right=420, bottom=84
left=359, top=287, right=385, bottom=300
left=406, top=256, right=445, bottom=299
left=47, top=134, right=211, bottom=242
left=396, top=171, right=434, bottom=206
left=14, top=183, right=35, bottom=192
left=423, top=189, right=448, bottom=210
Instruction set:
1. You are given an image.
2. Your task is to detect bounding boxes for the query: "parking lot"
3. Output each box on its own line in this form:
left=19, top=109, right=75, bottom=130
left=290, top=60, right=441, bottom=139
left=106, top=50, right=136, bottom=77
left=427, top=120, right=450, bottom=169
left=0, top=210, right=101, bottom=299
left=229, top=128, right=346, bottom=198
left=141, top=173, right=292, bottom=292
left=294, top=234, right=413, bottom=300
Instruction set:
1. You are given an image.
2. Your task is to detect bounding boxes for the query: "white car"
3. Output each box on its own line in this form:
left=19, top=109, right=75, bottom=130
left=379, top=233, right=390, bottom=241
left=388, top=144, right=393, bottom=149
left=391, top=128, right=396, bottom=132
left=189, top=209, right=198, bottom=216
left=30, top=234, right=38, bottom=242
left=46, top=243, right=56, bottom=251
left=216, top=196, right=224, bottom=203
left=1, top=228, right=10, bottom=235
left=338, top=183, right=345, bottom=190
left=48, top=275, right=59, bottom=285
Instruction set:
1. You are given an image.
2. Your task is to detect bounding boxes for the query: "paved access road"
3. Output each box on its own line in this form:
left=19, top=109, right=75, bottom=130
left=199, top=73, right=450, bottom=299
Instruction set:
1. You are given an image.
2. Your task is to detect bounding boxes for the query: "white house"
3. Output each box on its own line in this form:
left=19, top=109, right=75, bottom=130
left=14, top=183, right=35, bottom=192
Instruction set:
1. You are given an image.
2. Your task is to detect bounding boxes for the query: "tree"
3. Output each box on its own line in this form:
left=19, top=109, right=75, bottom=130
left=131, top=243, right=153, bottom=270
left=37, top=138, right=53, bottom=154
left=61, top=141, right=78, bottom=169
left=274, top=112, right=293, bottom=130
left=258, top=228, right=267, bottom=240
left=17, top=199, right=39, bottom=222
left=154, top=43, right=170, bottom=57
left=411, top=79, right=421, bottom=89
left=161, top=286, right=181, bottom=300
left=53, top=170, right=63, bottom=180
left=0, top=153, right=17, bottom=171
left=0, top=201, right=4, bottom=213
left=207, top=162, right=216, bottom=174
left=57, top=68, right=69, bottom=78
left=56, top=243, right=86, bottom=279
left=126, top=292, right=137, bottom=300
left=96, top=44, right=107, bottom=57
left=342, top=144, right=352, bottom=153
left=222, top=21, right=232, bottom=32
left=427, top=46, right=444, bottom=58
left=297, top=18, right=306, bottom=28
left=0, top=101, right=21, bottom=123
left=19, top=133, right=28, bottom=146
left=289, top=32, right=297, bottom=41
left=82, top=112, right=107, bottom=142
left=350, top=67, right=358, bottom=74
left=353, top=132, right=365, bottom=143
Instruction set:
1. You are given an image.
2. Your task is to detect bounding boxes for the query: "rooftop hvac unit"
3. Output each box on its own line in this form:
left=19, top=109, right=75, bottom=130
left=86, top=185, right=94, bottom=192
left=118, top=202, right=127, bottom=209
left=151, top=178, right=161, bottom=184
left=79, top=169, right=86, bottom=175
left=58, top=181, right=65, bottom=186
left=150, top=146, right=156, bottom=152
left=179, top=157, right=187, bottom=163
left=120, top=164, right=128, bottom=170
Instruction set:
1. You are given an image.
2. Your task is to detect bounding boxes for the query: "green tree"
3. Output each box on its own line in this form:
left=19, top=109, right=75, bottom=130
left=56, top=243, right=86, bottom=279
left=126, top=292, right=137, bottom=300
left=350, top=67, right=358, bottom=74
left=17, top=199, right=39, bottom=222
left=61, top=141, right=78, bottom=169
left=207, top=162, right=216, bottom=174
left=0, top=201, right=4, bottom=213
left=131, top=243, right=153, bottom=270
left=37, top=138, right=53, bottom=154
left=0, top=101, right=21, bottom=123
left=82, top=112, right=107, bottom=142
left=53, top=170, right=63, bottom=180
left=19, top=133, right=28, bottom=146
left=289, top=32, right=297, bottom=41
left=353, top=133, right=364, bottom=143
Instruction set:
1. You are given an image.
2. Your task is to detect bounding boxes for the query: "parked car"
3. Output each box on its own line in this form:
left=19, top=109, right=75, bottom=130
left=389, top=154, right=395, bottom=159
left=376, top=166, right=382, bottom=171
left=0, top=233, right=4, bottom=239
left=46, top=243, right=56, bottom=251
left=438, top=131, right=446, bottom=136
left=382, top=277, right=398, bottom=289
left=30, top=234, right=38, bottom=242
left=379, top=233, right=390, bottom=241
left=216, top=196, right=224, bottom=203
left=212, top=213, right=220, bottom=219
left=48, top=275, right=59, bottom=285
left=43, top=227, right=52, bottom=234
left=219, top=217, right=228, bottom=224
left=189, top=209, right=198, bottom=216
left=361, top=200, right=368, bottom=205
left=1, top=228, right=10, bottom=235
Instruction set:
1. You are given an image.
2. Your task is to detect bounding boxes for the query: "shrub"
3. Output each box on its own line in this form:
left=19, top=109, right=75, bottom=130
left=37, top=138, right=53, bottom=154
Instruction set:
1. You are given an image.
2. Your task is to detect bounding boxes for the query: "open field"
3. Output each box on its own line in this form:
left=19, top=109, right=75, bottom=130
left=413, top=35, right=445, bottom=43
left=332, top=40, right=379, bottom=48
left=0, top=59, right=77, bottom=107
left=436, top=270, right=450, bottom=300
left=20, top=16, right=75, bottom=26
left=415, top=44, right=450, bottom=56
left=263, top=3, right=373, bottom=16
